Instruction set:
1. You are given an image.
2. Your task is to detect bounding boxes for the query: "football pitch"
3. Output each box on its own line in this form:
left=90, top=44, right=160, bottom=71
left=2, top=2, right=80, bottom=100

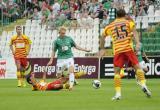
left=0, top=79, right=159, bottom=110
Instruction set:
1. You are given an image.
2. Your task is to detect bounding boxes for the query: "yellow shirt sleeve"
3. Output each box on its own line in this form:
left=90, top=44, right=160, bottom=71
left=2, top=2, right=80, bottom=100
left=129, top=21, right=135, bottom=31
left=9, top=36, right=16, bottom=46
left=102, top=26, right=111, bottom=37
left=23, top=35, right=32, bottom=44
left=27, top=37, right=32, bottom=44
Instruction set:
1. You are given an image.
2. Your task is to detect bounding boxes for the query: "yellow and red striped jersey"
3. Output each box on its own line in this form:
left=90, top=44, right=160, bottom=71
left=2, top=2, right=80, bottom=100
left=103, top=18, right=135, bottom=55
left=9, top=34, right=31, bottom=58
left=36, top=82, right=48, bottom=91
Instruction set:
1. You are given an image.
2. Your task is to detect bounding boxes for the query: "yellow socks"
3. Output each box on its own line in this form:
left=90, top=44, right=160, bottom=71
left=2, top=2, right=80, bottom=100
left=17, top=80, right=21, bottom=87
left=21, top=71, right=27, bottom=87
left=75, top=71, right=86, bottom=78
left=136, top=69, right=146, bottom=86
left=63, top=83, right=70, bottom=89
left=16, top=71, right=26, bottom=87
left=114, top=74, right=121, bottom=95
left=17, top=71, right=22, bottom=87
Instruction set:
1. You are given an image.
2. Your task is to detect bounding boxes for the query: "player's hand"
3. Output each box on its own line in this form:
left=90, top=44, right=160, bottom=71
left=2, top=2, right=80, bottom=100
left=94, top=52, right=103, bottom=60
left=96, top=49, right=105, bottom=59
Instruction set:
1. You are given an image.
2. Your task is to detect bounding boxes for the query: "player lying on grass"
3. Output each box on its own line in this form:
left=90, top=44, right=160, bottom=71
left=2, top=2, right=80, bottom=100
left=26, top=72, right=69, bottom=91
left=25, top=71, right=87, bottom=91
left=41, top=65, right=80, bottom=86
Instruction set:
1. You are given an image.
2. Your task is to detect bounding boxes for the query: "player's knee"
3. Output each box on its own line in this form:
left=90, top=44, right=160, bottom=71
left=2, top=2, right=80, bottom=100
left=68, top=66, right=74, bottom=73
left=16, top=65, right=21, bottom=71
left=133, top=64, right=141, bottom=70
left=20, top=67, right=25, bottom=72
left=114, top=67, right=121, bottom=74
left=17, top=68, right=21, bottom=71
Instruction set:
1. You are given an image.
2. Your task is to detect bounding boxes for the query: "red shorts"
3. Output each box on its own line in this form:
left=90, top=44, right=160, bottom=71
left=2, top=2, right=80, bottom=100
left=47, top=79, right=62, bottom=90
left=15, top=58, right=28, bottom=68
left=113, top=50, right=139, bottom=68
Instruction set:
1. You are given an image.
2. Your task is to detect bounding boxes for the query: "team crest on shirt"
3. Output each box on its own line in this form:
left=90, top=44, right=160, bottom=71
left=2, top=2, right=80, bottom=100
left=16, top=43, right=25, bottom=48
left=62, top=46, right=69, bottom=51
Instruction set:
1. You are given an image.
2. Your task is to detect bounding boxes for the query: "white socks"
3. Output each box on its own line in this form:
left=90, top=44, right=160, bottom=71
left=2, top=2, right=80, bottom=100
left=116, top=92, right=121, bottom=97
left=69, top=73, right=75, bottom=88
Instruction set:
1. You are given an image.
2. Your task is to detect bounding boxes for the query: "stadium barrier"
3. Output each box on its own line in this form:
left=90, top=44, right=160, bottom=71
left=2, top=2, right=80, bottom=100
left=100, top=57, right=160, bottom=78
left=2, top=57, right=160, bottom=79
left=0, top=57, right=17, bottom=79
left=29, top=58, right=99, bottom=79
left=0, top=59, right=6, bottom=79
left=0, top=57, right=99, bottom=79
left=2, top=57, right=99, bottom=79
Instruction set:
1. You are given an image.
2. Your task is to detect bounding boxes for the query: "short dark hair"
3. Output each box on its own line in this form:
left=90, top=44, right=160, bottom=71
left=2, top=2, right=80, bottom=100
left=16, top=25, right=22, bottom=30
left=116, top=9, right=126, bottom=18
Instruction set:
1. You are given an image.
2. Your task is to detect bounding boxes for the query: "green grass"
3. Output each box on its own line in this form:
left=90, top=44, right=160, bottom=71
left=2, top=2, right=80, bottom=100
left=0, top=79, right=159, bottom=110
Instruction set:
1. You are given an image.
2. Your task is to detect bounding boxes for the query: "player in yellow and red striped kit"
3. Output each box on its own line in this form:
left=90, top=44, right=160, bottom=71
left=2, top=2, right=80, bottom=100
left=10, top=26, right=32, bottom=87
left=26, top=71, right=87, bottom=91
left=101, top=9, right=151, bottom=100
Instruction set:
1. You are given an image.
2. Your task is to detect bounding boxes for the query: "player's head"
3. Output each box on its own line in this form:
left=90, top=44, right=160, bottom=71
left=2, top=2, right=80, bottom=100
left=33, top=7, right=38, bottom=13
left=116, top=9, right=126, bottom=18
left=16, top=25, right=22, bottom=35
left=59, top=26, right=66, bottom=37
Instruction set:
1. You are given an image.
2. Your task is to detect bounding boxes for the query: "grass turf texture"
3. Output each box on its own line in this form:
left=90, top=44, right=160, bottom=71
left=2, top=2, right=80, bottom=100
left=0, top=79, right=159, bottom=110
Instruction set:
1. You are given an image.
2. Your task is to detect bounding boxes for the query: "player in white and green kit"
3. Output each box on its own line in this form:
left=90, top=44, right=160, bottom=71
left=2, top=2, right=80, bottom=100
left=136, top=43, right=149, bottom=73
left=47, top=26, right=90, bottom=90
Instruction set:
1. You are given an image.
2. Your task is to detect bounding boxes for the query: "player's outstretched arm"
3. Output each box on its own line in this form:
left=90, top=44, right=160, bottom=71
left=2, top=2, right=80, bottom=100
left=74, top=44, right=91, bottom=52
left=100, top=34, right=105, bottom=49
left=96, top=33, right=107, bottom=58
left=96, top=49, right=106, bottom=59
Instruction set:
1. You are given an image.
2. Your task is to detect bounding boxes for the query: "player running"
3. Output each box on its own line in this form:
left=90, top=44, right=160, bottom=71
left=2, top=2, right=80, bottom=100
left=47, top=26, right=91, bottom=90
left=101, top=9, right=151, bottom=100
